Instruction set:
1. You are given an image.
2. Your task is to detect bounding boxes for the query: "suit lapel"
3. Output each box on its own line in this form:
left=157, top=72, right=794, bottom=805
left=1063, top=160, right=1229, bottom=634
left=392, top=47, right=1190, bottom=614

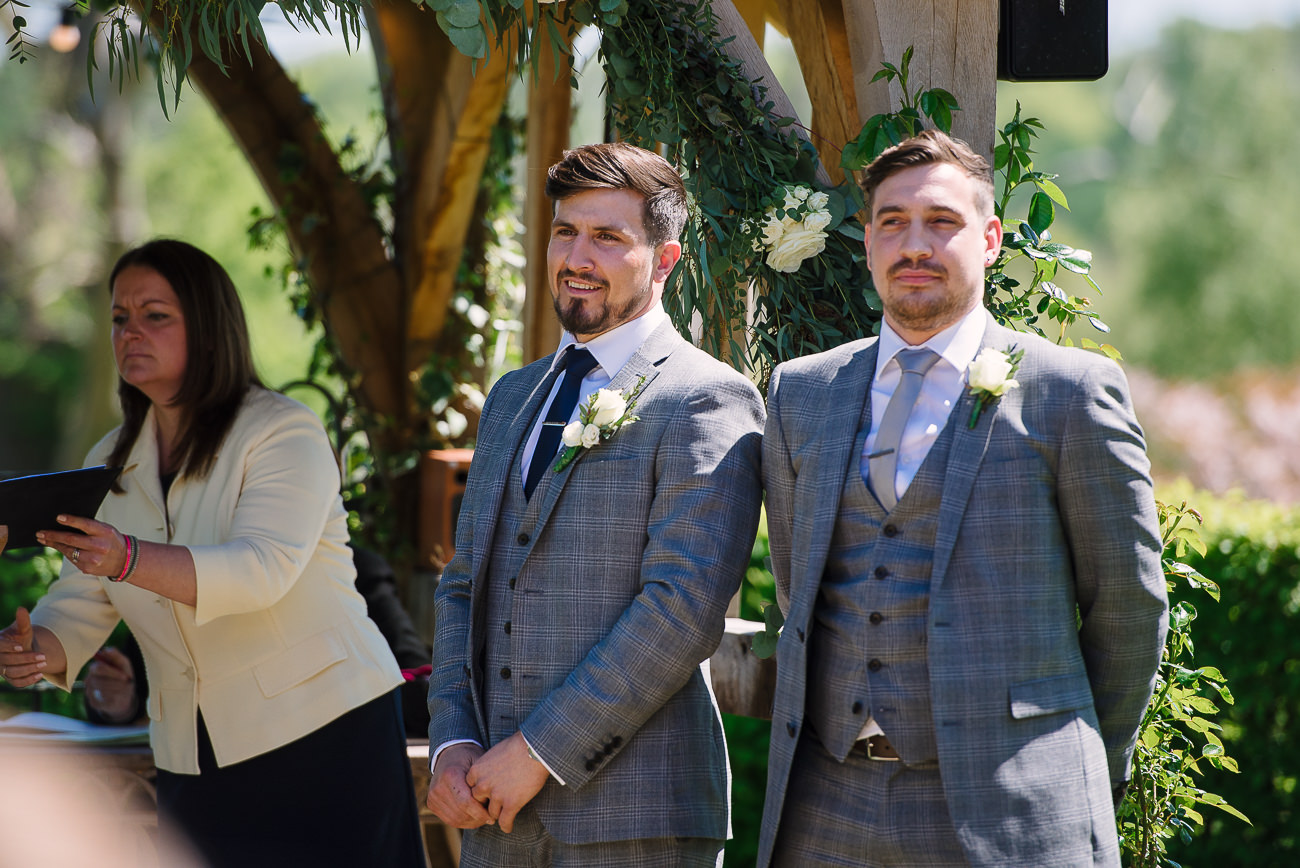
left=792, top=341, right=878, bottom=605
left=469, top=360, right=559, bottom=574
left=529, top=321, right=677, bottom=529
left=930, top=314, right=1008, bottom=592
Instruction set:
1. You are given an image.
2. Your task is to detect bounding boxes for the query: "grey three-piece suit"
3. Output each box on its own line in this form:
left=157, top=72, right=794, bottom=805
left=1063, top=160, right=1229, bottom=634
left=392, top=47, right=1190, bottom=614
left=758, top=313, right=1169, bottom=867
left=428, top=320, right=764, bottom=853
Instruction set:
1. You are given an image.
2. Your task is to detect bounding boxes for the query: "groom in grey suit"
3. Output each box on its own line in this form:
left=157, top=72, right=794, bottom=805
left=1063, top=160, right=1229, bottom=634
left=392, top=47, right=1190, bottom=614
left=425, top=143, right=763, bottom=866
left=758, top=130, right=1168, bottom=867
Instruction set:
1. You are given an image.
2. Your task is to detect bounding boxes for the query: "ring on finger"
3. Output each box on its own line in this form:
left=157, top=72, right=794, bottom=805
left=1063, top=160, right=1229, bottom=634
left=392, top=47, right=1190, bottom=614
left=70, top=548, right=80, bottom=564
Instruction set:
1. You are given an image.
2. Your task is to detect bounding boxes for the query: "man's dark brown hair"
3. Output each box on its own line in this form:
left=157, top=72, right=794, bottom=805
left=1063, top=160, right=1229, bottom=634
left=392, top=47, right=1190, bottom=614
left=861, top=129, right=995, bottom=218
left=545, top=143, right=689, bottom=248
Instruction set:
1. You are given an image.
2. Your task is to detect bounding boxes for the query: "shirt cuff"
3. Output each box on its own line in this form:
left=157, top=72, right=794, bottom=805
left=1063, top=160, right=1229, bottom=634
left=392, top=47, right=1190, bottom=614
left=429, top=738, right=482, bottom=773
left=521, top=733, right=567, bottom=786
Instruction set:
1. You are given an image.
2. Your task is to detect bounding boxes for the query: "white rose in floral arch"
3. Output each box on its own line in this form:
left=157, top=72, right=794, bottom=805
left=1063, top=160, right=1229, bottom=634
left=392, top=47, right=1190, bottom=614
left=802, top=209, right=832, bottom=234
left=766, top=225, right=828, bottom=273
left=807, top=190, right=830, bottom=211
left=589, top=388, right=628, bottom=427
left=581, top=423, right=602, bottom=448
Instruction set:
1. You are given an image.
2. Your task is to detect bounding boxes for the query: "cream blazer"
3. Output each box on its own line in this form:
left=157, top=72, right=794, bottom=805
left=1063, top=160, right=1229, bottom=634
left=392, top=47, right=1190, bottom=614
left=31, top=388, right=402, bottom=773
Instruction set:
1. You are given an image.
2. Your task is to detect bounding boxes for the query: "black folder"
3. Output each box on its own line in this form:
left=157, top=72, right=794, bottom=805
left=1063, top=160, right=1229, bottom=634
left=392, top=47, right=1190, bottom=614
left=0, top=466, right=123, bottom=551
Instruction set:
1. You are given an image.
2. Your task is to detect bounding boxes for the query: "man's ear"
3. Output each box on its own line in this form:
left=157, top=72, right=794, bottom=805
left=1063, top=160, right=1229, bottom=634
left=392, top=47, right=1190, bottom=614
left=654, top=240, right=683, bottom=282
left=983, top=214, right=1004, bottom=264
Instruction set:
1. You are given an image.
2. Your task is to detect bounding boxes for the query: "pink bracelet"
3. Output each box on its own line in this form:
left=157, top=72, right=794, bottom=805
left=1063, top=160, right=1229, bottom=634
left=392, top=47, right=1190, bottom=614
left=111, top=534, right=139, bottom=583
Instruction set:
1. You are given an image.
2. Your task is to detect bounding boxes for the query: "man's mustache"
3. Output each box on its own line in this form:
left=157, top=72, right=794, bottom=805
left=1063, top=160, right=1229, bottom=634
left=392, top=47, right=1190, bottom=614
left=557, top=270, right=608, bottom=289
left=887, top=260, right=945, bottom=279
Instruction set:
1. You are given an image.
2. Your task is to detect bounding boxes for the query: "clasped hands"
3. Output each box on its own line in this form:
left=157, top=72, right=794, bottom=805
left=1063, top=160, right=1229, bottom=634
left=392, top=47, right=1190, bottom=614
left=425, top=731, right=550, bottom=833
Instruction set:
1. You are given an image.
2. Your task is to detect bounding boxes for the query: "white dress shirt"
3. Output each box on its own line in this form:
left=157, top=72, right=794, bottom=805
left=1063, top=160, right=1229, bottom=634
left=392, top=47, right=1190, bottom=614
left=861, top=305, right=988, bottom=503
left=856, top=304, right=987, bottom=743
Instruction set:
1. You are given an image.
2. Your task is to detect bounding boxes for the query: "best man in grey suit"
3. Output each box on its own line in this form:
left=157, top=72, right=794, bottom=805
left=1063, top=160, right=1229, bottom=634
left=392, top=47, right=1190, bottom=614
left=757, top=130, right=1169, bottom=867
left=425, top=142, right=764, bottom=867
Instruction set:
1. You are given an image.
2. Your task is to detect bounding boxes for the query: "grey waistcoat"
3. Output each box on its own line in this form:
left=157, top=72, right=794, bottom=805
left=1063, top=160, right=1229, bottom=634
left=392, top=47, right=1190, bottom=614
left=804, top=410, right=957, bottom=764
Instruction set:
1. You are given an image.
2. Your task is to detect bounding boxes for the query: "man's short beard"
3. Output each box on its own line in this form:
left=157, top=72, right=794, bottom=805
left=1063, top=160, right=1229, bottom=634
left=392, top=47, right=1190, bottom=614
left=552, top=286, right=648, bottom=337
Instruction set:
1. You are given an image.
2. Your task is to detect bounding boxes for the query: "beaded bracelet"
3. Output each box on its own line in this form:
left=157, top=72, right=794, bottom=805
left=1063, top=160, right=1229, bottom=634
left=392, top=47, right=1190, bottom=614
left=111, top=534, right=139, bottom=583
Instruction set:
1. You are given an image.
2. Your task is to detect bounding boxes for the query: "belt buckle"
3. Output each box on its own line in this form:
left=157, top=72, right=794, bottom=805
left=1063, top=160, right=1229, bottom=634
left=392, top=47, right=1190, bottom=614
left=865, top=734, right=900, bottom=762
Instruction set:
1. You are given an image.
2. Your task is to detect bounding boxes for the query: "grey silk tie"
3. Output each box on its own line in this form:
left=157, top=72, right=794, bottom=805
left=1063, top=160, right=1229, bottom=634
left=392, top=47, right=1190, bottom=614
left=867, top=347, right=941, bottom=510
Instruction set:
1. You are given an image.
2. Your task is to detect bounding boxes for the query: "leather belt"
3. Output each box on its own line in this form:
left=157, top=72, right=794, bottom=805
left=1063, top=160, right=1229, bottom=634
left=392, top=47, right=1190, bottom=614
left=851, top=733, right=901, bottom=762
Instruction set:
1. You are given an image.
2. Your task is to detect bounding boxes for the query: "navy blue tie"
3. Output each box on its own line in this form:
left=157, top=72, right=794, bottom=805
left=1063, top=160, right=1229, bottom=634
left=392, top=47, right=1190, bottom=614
left=524, top=347, right=599, bottom=500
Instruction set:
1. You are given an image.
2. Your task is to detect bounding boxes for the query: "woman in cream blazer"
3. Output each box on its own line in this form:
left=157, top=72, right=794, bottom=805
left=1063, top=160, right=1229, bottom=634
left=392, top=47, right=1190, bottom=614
left=0, top=240, right=424, bottom=868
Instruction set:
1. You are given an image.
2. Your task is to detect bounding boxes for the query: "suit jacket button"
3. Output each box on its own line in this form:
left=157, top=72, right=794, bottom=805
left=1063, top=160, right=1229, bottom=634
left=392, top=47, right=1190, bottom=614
left=503, top=620, right=512, bottom=635
left=869, top=612, right=883, bottom=625
left=868, top=659, right=882, bottom=672
left=610, top=736, right=623, bottom=748
left=500, top=667, right=512, bottom=679
left=874, top=566, right=889, bottom=579
left=585, top=759, right=597, bottom=771
left=517, top=533, right=529, bottom=545
left=787, top=722, right=797, bottom=738
left=851, top=701, right=863, bottom=714
left=796, top=628, right=805, bottom=642
left=509, top=577, right=516, bottom=589
left=883, top=524, right=898, bottom=537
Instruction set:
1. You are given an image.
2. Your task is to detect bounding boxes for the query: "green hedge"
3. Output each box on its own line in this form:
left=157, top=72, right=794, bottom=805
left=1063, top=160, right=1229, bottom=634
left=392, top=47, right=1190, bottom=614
left=1163, top=484, right=1300, bottom=864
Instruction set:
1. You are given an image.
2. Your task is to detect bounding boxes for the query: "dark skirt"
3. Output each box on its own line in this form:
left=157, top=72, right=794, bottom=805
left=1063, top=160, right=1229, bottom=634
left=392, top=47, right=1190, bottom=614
left=155, top=688, right=425, bottom=868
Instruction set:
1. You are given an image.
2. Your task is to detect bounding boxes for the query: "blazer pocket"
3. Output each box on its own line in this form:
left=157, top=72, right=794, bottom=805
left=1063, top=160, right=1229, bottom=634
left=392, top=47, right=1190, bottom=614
left=252, top=629, right=348, bottom=698
left=1008, top=672, right=1094, bottom=719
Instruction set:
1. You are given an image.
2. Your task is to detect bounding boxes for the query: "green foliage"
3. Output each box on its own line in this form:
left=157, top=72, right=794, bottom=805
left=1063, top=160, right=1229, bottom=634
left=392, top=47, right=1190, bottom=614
left=986, top=102, right=1116, bottom=352
left=90, top=0, right=369, bottom=111
left=1157, top=486, right=1300, bottom=865
left=1, top=0, right=35, bottom=64
left=1120, top=500, right=1247, bottom=866
left=1001, top=22, right=1300, bottom=378
left=599, top=0, right=880, bottom=386
left=0, top=548, right=84, bottom=718
left=722, top=712, right=770, bottom=866
left=248, top=108, right=525, bottom=557
left=841, top=46, right=957, bottom=171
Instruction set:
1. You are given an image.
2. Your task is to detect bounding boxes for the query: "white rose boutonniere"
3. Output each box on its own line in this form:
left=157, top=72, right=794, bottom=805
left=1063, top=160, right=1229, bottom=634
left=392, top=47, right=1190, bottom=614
left=552, top=377, right=648, bottom=472
left=966, top=346, right=1024, bottom=428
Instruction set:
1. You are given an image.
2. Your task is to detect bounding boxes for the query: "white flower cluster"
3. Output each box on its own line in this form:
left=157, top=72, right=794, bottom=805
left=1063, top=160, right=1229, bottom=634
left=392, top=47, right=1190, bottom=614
left=560, top=388, right=628, bottom=451
left=753, top=185, right=833, bottom=274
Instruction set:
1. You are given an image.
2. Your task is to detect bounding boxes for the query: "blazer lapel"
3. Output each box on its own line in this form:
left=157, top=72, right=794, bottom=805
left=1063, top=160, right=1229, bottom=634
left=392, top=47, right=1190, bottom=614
left=528, top=322, right=677, bottom=529
left=791, top=341, right=879, bottom=605
left=469, top=360, right=559, bottom=572
left=930, top=314, right=1007, bottom=592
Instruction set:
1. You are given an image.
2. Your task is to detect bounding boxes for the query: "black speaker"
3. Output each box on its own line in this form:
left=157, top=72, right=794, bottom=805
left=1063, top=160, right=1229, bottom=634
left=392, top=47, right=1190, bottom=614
left=997, top=0, right=1108, bottom=81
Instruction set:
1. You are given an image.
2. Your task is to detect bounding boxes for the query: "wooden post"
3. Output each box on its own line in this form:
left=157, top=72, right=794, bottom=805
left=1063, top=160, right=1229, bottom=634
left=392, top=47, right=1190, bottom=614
left=774, top=0, right=860, bottom=186
left=522, top=41, right=573, bottom=364
left=840, top=0, right=999, bottom=158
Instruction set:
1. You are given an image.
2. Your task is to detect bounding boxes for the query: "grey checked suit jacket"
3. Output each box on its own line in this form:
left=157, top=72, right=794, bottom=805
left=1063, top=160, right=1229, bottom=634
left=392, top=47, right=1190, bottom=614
left=428, top=321, right=764, bottom=845
left=757, top=313, right=1168, bottom=867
